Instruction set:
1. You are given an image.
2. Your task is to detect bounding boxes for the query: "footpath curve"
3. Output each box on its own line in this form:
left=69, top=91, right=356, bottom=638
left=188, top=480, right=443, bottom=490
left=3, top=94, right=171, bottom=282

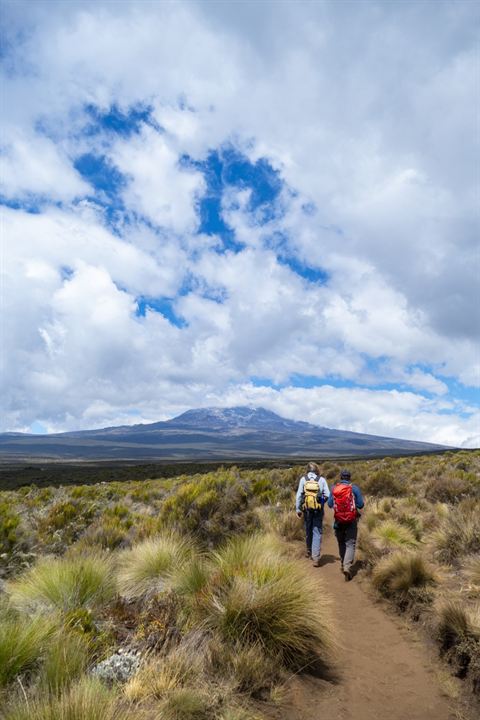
left=266, top=526, right=456, bottom=720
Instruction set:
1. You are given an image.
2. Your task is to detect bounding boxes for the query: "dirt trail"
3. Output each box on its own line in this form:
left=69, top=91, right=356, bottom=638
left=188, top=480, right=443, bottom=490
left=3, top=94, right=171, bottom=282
left=267, top=526, right=456, bottom=720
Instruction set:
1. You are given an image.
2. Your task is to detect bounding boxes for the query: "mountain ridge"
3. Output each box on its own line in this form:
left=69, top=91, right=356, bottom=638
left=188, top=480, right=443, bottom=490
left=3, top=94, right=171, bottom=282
left=0, top=406, right=451, bottom=460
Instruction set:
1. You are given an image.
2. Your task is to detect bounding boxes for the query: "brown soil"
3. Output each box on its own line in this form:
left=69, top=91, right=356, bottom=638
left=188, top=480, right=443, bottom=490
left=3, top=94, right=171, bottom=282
left=263, top=526, right=460, bottom=720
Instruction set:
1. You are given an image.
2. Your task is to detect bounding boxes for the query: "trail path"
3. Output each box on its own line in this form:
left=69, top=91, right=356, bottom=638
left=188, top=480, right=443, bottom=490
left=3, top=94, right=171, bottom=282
left=265, top=526, right=456, bottom=720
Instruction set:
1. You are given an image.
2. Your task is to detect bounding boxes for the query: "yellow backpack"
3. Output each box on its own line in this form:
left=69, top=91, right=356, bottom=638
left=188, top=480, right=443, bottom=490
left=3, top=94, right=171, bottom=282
left=303, top=477, right=322, bottom=510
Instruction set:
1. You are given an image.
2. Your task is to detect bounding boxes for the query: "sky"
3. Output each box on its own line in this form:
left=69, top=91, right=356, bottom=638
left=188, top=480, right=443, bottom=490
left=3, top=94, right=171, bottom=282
left=0, top=0, right=479, bottom=447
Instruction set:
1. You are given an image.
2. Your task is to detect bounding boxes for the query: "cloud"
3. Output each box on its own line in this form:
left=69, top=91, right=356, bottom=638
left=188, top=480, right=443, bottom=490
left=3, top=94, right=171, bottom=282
left=0, top=0, right=478, bottom=447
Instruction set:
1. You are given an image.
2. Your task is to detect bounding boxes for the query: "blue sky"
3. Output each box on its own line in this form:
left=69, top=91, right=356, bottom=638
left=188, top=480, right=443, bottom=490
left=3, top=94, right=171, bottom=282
left=1, top=0, right=479, bottom=446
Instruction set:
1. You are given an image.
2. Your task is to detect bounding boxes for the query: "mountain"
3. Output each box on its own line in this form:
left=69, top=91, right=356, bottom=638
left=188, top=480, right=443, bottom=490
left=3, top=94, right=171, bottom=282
left=0, top=406, right=450, bottom=461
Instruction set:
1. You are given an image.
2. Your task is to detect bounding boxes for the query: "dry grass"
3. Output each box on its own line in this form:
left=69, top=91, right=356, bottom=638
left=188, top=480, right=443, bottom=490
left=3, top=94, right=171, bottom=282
left=372, top=551, right=436, bottom=608
left=1, top=677, right=132, bottom=720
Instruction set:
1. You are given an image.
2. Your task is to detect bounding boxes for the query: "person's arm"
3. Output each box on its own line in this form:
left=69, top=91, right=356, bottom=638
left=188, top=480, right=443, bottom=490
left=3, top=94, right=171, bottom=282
left=327, top=484, right=335, bottom=508
left=295, top=477, right=305, bottom=514
left=352, top=484, right=364, bottom=509
left=321, top=477, right=330, bottom=501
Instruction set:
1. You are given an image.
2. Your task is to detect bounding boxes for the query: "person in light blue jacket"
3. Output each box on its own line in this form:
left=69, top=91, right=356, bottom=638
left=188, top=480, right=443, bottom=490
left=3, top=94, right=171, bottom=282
left=296, top=462, right=330, bottom=567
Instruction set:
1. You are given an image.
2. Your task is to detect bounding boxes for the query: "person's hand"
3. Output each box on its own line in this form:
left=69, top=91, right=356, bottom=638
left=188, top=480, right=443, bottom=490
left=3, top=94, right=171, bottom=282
left=296, top=511, right=303, bottom=518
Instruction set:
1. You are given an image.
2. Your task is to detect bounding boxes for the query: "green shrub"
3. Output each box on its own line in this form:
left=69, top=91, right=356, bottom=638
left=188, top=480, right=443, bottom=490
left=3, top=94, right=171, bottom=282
left=363, top=471, right=406, bottom=497
left=0, top=500, right=22, bottom=555
left=37, top=500, right=96, bottom=547
left=7, top=554, right=116, bottom=613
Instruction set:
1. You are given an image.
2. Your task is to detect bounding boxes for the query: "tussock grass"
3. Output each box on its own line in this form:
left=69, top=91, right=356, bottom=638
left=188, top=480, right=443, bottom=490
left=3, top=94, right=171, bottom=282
left=432, top=501, right=480, bottom=564
left=40, top=629, right=90, bottom=694
left=185, top=534, right=334, bottom=670
left=124, top=640, right=203, bottom=701
left=271, top=509, right=304, bottom=541
left=465, top=556, right=480, bottom=589
left=372, top=519, right=418, bottom=550
left=0, top=608, right=55, bottom=686
left=436, top=601, right=473, bottom=650
left=1, top=678, right=131, bottom=720
left=210, top=642, right=281, bottom=696
left=435, top=601, right=480, bottom=692
left=7, top=554, right=116, bottom=613
left=372, top=551, right=436, bottom=606
left=117, top=532, right=192, bottom=598
left=158, top=687, right=212, bottom=720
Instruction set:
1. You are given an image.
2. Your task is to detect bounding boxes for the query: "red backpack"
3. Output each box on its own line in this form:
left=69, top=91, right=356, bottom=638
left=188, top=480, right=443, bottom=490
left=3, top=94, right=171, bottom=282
left=332, top=483, right=356, bottom=523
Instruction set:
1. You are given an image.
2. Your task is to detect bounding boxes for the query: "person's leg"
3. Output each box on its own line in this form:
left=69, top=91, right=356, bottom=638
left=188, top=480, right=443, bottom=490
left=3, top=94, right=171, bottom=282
left=335, top=525, right=346, bottom=568
left=304, top=511, right=313, bottom=557
left=343, top=522, right=358, bottom=578
left=311, top=513, right=323, bottom=565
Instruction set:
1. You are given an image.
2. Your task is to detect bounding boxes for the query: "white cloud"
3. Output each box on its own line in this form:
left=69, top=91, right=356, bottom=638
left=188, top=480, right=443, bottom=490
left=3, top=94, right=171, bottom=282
left=112, top=127, right=205, bottom=233
left=0, top=0, right=478, bottom=447
left=1, top=129, right=89, bottom=201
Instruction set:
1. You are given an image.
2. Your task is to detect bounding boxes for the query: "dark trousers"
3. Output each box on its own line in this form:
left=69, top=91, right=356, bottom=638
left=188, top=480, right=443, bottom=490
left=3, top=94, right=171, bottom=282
left=334, top=521, right=358, bottom=572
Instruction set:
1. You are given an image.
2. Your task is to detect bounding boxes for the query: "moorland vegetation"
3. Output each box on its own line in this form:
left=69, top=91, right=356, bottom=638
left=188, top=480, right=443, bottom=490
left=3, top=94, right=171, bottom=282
left=0, top=450, right=479, bottom=718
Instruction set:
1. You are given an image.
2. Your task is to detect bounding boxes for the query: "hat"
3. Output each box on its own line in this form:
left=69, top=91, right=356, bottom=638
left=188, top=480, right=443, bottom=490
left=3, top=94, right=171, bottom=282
left=340, top=469, right=351, bottom=480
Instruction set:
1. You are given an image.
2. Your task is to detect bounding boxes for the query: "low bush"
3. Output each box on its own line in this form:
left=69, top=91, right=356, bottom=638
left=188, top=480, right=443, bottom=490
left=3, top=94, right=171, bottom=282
left=424, top=474, right=473, bottom=504
left=0, top=500, right=22, bottom=556
left=7, top=554, right=116, bottom=613
left=363, top=471, right=406, bottom=497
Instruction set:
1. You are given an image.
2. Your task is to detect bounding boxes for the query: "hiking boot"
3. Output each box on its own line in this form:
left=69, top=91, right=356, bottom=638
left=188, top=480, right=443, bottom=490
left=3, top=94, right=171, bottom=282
left=343, top=569, right=352, bottom=582
left=312, top=558, right=320, bottom=567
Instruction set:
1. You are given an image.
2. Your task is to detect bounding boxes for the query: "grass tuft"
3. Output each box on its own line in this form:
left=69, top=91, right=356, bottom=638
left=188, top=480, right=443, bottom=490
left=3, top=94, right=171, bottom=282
left=7, top=554, right=116, bottom=613
left=372, top=551, right=436, bottom=607
left=117, top=532, right=193, bottom=598
left=0, top=607, right=55, bottom=686
left=432, top=500, right=480, bottom=563
left=1, top=677, right=130, bottom=720
left=187, top=534, right=335, bottom=670
left=372, top=519, right=418, bottom=550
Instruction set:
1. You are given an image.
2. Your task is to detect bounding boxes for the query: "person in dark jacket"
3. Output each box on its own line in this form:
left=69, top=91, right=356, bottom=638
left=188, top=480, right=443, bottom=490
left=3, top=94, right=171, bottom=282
left=327, top=469, right=364, bottom=580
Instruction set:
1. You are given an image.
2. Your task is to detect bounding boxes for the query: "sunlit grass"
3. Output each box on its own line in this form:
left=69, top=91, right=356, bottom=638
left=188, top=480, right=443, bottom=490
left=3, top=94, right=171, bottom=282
left=7, top=554, right=116, bottom=613
left=117, top=531, right=193, bottom=598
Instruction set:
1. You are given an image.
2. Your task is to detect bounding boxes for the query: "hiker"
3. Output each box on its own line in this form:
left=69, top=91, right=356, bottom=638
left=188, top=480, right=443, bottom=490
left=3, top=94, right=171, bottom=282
left=327, top=469, right=364, bottom=581
left=296, top=462, right=330, bottom=567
